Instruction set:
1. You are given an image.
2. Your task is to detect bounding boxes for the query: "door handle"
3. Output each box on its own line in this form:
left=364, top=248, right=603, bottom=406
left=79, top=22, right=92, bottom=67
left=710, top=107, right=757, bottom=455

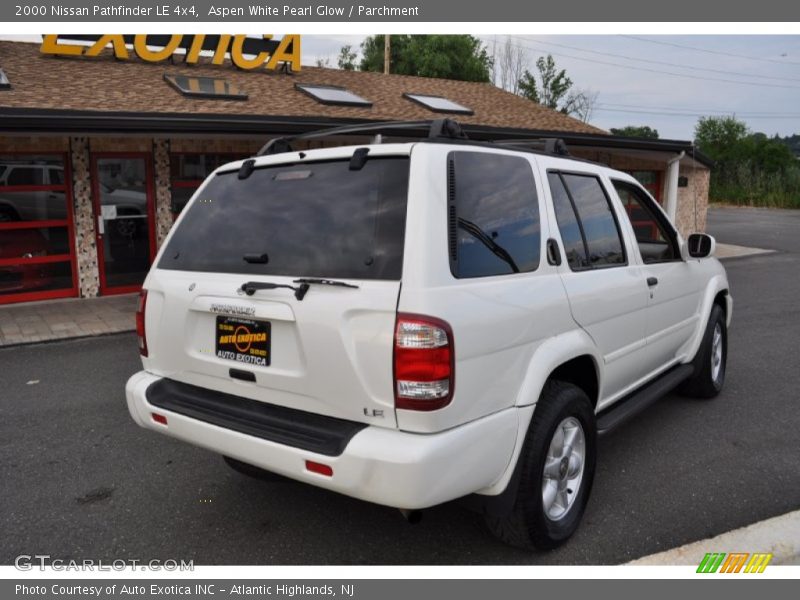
left=546, top=238, right=562, bottom=266
left=647, top=276, right=659, bottom=287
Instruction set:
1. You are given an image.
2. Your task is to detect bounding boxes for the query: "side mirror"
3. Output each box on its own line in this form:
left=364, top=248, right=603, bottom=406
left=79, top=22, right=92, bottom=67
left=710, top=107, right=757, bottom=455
left=686, top=233, right=716, bottom=258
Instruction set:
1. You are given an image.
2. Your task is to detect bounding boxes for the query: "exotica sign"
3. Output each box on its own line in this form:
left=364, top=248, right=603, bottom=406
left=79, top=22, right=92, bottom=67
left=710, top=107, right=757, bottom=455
left=40, top=34, right=301, bottom=72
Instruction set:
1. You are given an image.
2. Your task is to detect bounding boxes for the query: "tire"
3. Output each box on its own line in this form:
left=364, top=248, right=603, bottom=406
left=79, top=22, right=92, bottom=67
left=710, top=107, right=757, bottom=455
left=222, top=456, right=288, bottom=483
left=678, top=304, right=727, bottom=399
left=484, top=381, right=597, bottom=550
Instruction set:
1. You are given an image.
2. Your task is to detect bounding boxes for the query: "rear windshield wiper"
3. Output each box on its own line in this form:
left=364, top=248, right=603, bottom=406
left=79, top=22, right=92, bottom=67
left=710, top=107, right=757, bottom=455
left=457, top=217, right=520, bottom=273
left=293, top=278, right=360, bottom=290
left=240, top=278, right=359, bottom=301
left=240, top=281, right=310, bottom=300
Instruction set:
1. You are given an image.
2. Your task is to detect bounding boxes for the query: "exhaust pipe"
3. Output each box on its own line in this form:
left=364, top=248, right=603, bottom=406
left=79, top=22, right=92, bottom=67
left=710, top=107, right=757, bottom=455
left=399, top=509, right=423, bottom=524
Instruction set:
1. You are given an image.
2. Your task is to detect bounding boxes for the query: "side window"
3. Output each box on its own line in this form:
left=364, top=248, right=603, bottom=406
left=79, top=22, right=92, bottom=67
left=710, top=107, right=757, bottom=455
left=7, top=167, right=44, bottom=186
left=49, top=168, right=64, bottom=185
left=548, top=171, right=626, bottom=270
left=448, top=151, right=540, bottom=278
left=548, top=173, right=588, bottom=270
left=612, top=180, right=679, bottom=263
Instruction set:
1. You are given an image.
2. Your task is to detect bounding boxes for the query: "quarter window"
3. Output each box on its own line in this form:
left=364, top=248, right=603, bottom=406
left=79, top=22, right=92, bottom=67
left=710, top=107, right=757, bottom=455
left=549, top=172, right=626, bottom=270
left=448, top=152, right=541, bottom=278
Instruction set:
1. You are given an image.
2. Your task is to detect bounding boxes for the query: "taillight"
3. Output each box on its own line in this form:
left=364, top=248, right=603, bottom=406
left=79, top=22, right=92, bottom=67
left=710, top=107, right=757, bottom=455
left=394, top=313, right=454, bottom=411
left=135, top=289, right=148, bottom=357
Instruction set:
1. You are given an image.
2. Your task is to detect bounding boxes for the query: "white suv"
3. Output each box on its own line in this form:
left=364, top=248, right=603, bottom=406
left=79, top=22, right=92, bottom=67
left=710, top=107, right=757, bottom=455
left=126, top=120, right=731, bottom=550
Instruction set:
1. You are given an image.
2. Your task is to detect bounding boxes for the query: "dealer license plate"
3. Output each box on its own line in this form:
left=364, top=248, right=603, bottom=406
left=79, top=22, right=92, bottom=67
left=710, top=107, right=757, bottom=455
left=215, top=316, right=271, bottom=367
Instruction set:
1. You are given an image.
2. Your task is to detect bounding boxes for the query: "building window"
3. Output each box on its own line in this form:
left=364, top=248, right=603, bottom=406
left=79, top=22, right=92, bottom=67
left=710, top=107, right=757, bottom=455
left=0, top=154, right=77, bottom=303
left=0, top=69, right=10, bottom=90
left=403, top=93, right=473, bottom=115
left=628, top=170, right=662, bottom=203
left=163, top=74, right=248, bottom=100
left=448, top=151, right=541, bottom=278
left=295, top=84, right=372, bottom=107
left=170, top=153, right=246, bottom=215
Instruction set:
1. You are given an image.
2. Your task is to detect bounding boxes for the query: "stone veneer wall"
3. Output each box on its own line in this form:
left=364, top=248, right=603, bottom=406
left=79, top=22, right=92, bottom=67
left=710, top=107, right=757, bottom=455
left=153, top=138, right=172, bottom=248
left=68, top=137, right=100, bottom=298
left=676, top=167, right=710, bottom=236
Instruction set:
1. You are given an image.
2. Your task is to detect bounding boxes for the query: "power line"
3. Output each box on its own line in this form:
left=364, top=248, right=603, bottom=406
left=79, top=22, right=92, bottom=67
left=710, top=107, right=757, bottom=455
left=502, top=38, right=800, bottom=91
left=620, top=35, right=800, bottom=67
left=594, top=107, right=800, bottom=119
left=598, top=101, right=800, bottom=117
left=516, top=36, right=800, bottom=84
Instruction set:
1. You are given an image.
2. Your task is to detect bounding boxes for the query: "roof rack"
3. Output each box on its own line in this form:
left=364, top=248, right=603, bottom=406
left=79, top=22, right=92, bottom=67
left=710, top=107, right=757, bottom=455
left=256, top=118, right=468, bottom=156
left=490, top=138, right=571, bottom=157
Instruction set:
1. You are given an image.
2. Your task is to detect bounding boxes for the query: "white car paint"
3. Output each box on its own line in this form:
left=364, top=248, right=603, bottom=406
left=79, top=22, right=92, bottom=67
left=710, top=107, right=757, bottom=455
left=126, top=140, right=731, bottom=510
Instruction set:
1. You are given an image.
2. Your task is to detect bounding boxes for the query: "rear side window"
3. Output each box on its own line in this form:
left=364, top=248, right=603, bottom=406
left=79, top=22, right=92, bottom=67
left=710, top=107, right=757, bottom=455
left=549, top=171, right=626, bottom=270
left=159, top=157, right=409, bottom=280
left=448, top=151, right=540, bottom=278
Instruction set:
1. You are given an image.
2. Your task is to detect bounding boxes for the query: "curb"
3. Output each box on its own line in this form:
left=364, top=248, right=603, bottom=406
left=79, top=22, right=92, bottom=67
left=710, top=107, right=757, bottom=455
left=629, top=510, right=800, bottom=566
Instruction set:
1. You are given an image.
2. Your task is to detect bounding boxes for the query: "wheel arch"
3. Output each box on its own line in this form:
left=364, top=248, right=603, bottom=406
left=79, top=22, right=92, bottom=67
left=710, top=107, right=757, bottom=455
left=473, top=330, right=601, bottom=503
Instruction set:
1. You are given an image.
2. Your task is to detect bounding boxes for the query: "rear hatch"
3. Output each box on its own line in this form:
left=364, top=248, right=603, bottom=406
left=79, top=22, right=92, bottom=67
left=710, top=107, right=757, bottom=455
left=142, top=147, right=411, bottom=428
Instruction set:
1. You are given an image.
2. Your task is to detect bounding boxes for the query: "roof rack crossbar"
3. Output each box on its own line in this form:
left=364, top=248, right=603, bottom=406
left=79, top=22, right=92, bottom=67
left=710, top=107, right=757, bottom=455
left=256, top=119, right=468, bottom=156
left=491, top=137, right=571, bottom=157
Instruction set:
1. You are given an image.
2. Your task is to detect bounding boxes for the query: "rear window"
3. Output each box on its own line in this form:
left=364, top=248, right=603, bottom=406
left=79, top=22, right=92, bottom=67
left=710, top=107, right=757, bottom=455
left=159, top=157, right=409, bottom=280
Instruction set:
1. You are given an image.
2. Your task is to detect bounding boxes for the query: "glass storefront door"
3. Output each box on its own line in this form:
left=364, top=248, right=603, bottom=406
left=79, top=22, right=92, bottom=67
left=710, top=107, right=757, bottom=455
left=91, top=154, right=156, bottom=294
left=0, top=153, right=78, bottom=304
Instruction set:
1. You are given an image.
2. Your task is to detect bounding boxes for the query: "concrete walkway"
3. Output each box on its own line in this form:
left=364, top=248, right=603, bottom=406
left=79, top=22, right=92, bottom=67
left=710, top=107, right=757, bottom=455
left=0, top=294, right=136, bottom=347
left=629, top=510, right=800, bottom=566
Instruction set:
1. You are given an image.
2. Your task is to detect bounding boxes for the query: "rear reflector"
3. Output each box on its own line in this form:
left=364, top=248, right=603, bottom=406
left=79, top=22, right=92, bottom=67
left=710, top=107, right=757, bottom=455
left=394, top=313, right=454, bottom=411
left=135, top=289, right=148, bottom=357
left=305, top=460, right=333, bottom=477
left=151, top=413, right=167, bottom=425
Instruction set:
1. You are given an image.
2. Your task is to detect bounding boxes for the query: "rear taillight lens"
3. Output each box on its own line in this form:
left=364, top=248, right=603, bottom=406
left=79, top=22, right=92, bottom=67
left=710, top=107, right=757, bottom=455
left=394, top=313, right=454, bottom=411
left=136, top=289, right=148, bottom=357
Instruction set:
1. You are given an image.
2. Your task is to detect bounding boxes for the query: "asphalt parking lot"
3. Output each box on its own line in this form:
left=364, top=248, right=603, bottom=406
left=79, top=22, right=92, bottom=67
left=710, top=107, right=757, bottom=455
left=1, top=206, right=798, bottom=565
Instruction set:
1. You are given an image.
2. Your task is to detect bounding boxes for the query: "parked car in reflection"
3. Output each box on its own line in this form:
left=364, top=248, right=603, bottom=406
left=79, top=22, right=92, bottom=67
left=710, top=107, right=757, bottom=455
left=0, top=164, right=66, bottom=222
left=0, top=228, right=52, bottom=293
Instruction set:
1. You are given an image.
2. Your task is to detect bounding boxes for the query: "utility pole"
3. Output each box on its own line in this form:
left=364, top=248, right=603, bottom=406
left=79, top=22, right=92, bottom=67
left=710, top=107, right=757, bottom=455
left=384, top=35, right=390, bottom=74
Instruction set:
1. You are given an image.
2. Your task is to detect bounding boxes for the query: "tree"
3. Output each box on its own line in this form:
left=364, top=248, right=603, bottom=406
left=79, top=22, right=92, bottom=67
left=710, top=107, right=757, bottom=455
left=315, top=56, right=331, bottom=68
left=494, top=36, right=528, bottom=94
left=337, top=45, right=357, bottom=71
left=694, top=116, right=748, bottom=157
left=610, top=125, right=660, bottom=139
left=518, top=55, right=572, bottom=110
left=359, top=35, right=492, bottom=82
left=515, top=54, right=597, bottom=121
left=562, top=89, right=599, bottom=124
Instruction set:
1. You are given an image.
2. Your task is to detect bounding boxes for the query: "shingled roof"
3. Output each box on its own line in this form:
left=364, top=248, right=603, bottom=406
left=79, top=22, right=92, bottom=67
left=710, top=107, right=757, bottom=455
left=0, top=39, right=606, bottom=135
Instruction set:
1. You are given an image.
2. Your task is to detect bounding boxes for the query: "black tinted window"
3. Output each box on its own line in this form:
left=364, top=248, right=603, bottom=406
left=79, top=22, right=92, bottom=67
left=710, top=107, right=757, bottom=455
left=548, top=173, right=588, bottom=269
left=561, top=174, right=625, bottom=268
left=449, top=152, right=540, bottom=278
left=8, top=167, right=44, bottom=186
left=159, top=158, right=409, bottom=280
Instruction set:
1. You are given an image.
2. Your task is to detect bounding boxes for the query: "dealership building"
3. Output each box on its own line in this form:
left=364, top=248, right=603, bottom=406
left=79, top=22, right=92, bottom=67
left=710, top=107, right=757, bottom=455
left=0, top=36, right=712, bottom=305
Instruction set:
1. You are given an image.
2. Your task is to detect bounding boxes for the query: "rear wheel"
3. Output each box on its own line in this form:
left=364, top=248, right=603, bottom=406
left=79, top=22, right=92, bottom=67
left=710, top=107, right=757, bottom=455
left=484, top=381, right=597, bottom=550
left=678, top=304, right=727, bottom=399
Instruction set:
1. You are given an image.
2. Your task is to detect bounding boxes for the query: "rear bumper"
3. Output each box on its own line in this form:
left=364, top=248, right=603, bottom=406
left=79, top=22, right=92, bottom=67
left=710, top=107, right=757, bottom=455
left=126, top=371, right=519, bottom=509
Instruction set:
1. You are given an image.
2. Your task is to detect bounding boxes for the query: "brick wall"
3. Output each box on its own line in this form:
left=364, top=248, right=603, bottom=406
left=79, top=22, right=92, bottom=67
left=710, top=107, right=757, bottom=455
left=0, top=136, right=69, bottom=152
left=89, top=137, right=152, bottom=153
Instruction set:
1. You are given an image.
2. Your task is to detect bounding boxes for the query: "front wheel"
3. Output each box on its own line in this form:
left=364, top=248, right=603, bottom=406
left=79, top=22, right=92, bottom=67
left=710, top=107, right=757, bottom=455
left=678, top=304, right=727, bottom=399
left=484, top=381, right=597, bottom=550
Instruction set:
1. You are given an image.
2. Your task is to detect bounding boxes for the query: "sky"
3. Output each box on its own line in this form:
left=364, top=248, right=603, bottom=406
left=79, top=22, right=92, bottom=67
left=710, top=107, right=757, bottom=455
left=3, top=34, right=800, bottom=140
